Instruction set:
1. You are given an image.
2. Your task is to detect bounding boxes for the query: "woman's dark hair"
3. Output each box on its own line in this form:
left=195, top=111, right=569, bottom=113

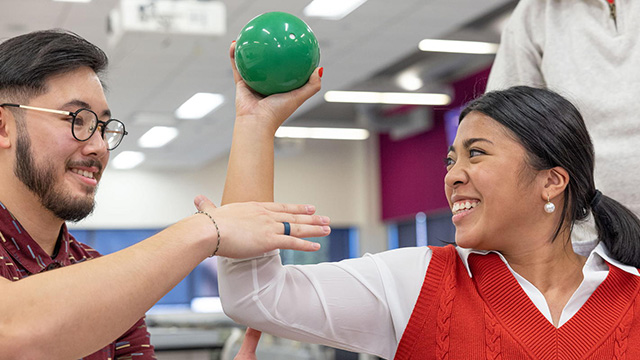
left=460, top=86, right=640, bottom=267
left=0, top=29, right=108, bottom=102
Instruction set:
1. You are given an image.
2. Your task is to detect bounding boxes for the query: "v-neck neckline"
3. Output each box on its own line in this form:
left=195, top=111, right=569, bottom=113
left=468, top=253, right=640, bottom=359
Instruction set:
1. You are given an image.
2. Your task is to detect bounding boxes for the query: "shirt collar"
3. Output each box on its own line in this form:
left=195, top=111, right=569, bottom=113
left=589, top=241, right=640, bottom=276
left=0, top=201, right=73, bottom=275
left=455, top=241, right=639, bottom=278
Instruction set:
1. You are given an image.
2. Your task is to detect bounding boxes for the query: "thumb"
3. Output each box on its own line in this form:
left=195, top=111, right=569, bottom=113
left=194, top=195, right=217, bottom=212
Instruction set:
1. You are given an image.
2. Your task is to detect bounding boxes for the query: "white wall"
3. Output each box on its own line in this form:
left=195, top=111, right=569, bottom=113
left=71, top=137, right=388, bottom=255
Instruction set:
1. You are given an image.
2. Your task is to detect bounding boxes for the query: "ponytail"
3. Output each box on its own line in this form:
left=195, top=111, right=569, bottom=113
left=592, top=192, right=640, bottom=268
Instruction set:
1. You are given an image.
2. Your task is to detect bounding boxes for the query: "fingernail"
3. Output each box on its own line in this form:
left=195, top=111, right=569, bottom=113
left=318, top=67, right=324, bottom=78
left=321, top=216, right=330, bottom=224
left=306, top=205, right=316, bottom=213
left=232, top=40, right=236, bottom=43
left=194, top=195, right=204, bottom=207
left=312, top=242, right=321, bottom=250
left=322, top=226, right=330, bottom=233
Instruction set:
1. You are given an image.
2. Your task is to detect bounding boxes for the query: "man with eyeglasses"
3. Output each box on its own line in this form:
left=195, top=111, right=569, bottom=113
left=0, top=29, right=326, bottom=359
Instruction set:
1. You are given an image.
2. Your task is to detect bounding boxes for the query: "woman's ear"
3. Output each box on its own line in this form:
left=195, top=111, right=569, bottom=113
left=541, top=166, right=569, bottom=202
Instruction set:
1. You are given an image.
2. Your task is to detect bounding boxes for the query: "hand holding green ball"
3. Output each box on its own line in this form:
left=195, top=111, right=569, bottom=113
left=235, top=12, right=321, bottom=96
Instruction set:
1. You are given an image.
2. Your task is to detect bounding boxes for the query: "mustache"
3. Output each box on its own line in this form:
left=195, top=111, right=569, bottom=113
left=67, top=159, right=104, bottom=173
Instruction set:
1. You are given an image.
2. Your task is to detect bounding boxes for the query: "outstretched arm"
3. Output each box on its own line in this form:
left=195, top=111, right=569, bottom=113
left=0, top=199, right=327, bottom=360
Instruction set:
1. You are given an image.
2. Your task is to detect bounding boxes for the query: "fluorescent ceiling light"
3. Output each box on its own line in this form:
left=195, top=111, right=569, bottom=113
left=112, top=151, right=145, bottom=169
left=304, top=0, right=368, bottom=20
left=138, top=126, right=179, bottom=148
left=418, top=39, right=499, bottom=54
left=275, top=126, right=369, bottom=140
left=53, top=0, right=92, bottom=2
left=397, top=71, right=424, bottom=91
left=175, top=93, right=224, bottom=120
left=324, top=91, right=450, bottom=106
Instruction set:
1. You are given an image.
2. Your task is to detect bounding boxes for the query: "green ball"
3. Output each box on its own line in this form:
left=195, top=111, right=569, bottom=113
left=235, top=12, right=321, bottom=96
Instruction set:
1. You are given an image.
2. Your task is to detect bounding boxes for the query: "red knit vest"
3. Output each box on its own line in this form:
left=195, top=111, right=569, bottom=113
left=395, top=245, right=640, bottom=359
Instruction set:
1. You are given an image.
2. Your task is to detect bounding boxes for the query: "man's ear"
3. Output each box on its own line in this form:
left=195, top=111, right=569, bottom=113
left=0, top=106, right=12, bottom=149
left=541, top=166, right=569, bottom=202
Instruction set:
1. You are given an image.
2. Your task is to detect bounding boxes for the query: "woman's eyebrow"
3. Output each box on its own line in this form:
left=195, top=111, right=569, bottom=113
left=449, top=137, right=495, bottom=153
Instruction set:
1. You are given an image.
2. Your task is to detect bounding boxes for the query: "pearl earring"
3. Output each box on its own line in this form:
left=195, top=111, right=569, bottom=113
left=544, top=194, right=555, bottom=213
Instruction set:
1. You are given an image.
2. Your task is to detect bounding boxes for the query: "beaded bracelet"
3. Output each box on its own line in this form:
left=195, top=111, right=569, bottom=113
left=195, top=210, right=221, bottom=257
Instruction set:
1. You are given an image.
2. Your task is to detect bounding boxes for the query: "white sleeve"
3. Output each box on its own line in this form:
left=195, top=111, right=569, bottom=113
left=486, top=0, right=547, bottom=91
left=217, top=247, right=433, bottom=359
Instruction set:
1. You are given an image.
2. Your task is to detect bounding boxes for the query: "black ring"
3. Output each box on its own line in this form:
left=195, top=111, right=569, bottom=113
left=283, top=222, right=291, bottom=236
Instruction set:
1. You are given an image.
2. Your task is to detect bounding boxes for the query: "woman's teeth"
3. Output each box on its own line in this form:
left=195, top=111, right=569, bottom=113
left=452, top=201, right=478, bottom=214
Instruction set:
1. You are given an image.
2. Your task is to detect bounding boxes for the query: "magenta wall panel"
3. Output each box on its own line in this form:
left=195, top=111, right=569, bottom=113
left=379, top=66, right=491, bottom=221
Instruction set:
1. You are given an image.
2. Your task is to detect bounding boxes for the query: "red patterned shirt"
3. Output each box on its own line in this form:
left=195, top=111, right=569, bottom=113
left=0, top=201, right=156, bottom=359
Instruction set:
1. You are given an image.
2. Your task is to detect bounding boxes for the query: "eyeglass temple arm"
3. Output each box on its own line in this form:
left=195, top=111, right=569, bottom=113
left=2, top=104, right=72, bottom=116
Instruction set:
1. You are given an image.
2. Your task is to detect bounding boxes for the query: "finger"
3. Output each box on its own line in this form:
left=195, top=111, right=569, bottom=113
left=287, top=67, right=322, bottom=102
left=278, top=223, right=331, bottom=238
left=236, top=328, right=262, bottom=356
left=261, top=202, right=317, bottom=215
left=273, top=213, right=330, bottom=226
left=229, top=41, right=244, bottom=84
left=274, top=235, right=322, bottom=252
left=264, top=66, right=321, bottom=108
left=194, top=195, right=217, bottom=212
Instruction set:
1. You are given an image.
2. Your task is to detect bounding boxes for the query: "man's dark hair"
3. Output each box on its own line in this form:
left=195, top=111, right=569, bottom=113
left=0, top=29, right=108, bottom=102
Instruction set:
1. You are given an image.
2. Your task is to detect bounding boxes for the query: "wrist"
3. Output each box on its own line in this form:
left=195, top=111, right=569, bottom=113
left=175, top=214, right=220, bottom=260
left=234, top=115, right=280, bottom=137
left=194, top=211, right=221, bottom=257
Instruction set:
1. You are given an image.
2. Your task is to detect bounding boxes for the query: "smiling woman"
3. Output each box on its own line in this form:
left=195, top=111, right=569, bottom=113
left=444, top=111, right=547, bottom=252
left=459, top=87, right=640, bottom=267
left=219, top=82, right=640, bottom=359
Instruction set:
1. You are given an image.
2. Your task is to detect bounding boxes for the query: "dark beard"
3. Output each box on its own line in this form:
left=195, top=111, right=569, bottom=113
left=14, top=130, right=97, bottom=222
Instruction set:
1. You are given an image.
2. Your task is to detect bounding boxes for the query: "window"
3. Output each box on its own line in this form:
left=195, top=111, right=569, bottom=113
left=387, top=211, right=454, bottom=249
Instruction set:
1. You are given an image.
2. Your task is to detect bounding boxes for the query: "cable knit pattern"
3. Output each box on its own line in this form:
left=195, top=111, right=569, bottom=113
left=436, top=263, right=457, bottom=360
left=614, top=303, right=633, bottom=360
left=394, top=245, right=456, bottom=360
left=395, top=245, right=640, bottom=360
left=484, top=306, right=501, bottom=360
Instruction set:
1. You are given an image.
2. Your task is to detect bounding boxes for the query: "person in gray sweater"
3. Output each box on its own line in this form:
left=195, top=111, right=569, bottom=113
left=486, top=0, right=640, bottom=216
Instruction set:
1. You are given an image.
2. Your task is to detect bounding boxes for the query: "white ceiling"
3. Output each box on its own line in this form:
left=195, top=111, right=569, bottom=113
left=0, top=0, right=515, bottom=170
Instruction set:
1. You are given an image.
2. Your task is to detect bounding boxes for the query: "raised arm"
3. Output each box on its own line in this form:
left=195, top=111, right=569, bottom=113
left=217, top=42, right=408, bottom=358
left=222, top=42, right=322, bottom=205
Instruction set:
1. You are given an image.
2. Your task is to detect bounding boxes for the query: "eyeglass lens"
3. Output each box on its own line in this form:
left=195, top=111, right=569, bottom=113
left=72, top=109, right=125, bottom=150
left=105, top=120, right=125, bottom=149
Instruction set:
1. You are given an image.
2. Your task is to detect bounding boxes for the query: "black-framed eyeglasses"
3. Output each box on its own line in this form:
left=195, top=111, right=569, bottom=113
left=0, top=103, right=128, bottom=150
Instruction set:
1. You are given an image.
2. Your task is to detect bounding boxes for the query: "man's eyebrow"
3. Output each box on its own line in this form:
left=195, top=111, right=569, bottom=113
left=448, top=138, right=494, bottom=153
left=61, top=99, right=111, bottom=118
